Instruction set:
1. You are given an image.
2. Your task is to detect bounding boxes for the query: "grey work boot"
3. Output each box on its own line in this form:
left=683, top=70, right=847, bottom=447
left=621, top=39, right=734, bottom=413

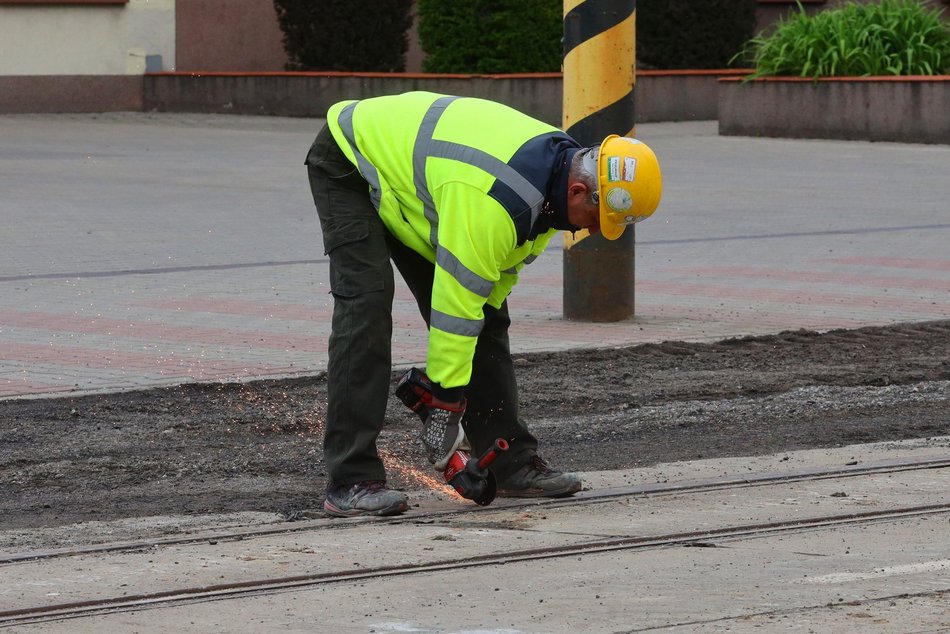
left=324, top=481, right=409, bottom=518
left=496, top=456, right=583, bottom=498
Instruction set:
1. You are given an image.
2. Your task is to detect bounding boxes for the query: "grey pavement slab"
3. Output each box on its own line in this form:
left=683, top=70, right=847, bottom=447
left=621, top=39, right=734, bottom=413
left=1, top=114, right=949, bottom=398
left=3, top=437, right=948, bottom=633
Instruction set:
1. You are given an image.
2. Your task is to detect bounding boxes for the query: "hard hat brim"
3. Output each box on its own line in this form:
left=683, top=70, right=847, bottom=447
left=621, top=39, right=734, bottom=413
left=598, top=210, right=626, bottom=240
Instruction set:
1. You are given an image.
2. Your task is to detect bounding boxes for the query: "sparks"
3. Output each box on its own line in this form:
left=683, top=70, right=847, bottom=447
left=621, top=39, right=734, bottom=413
left=379, top=448, right=459, bottom=498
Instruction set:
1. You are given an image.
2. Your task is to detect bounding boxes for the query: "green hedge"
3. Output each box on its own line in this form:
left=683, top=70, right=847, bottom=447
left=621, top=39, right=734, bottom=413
left=274, top=0, right=762, bottom=74
left=637, top=0, right=757, bottom=69
left=273, top=0, right=413, bottom=72
left=418, top=0, right=755, bottom=73
left=418, top=0, right=563, bottom=73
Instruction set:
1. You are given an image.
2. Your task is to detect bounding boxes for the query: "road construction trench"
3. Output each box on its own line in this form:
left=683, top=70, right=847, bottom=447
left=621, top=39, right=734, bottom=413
left=1, top=463, right=947, bottom=620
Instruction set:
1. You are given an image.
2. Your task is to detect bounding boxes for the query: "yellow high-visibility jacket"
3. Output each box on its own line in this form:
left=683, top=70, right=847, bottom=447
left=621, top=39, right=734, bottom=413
left=325, top=91, right=581, bottom=396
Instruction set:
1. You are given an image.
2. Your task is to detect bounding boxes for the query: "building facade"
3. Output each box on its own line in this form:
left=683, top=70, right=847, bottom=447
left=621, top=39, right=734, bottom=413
left=2, top=0, right=946, bottom=76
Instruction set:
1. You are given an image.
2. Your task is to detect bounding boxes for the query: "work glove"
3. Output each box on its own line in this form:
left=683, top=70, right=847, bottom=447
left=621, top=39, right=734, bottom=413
left=420, top=393, right=467, bottom=470
left=394, top=368, right=468, bottom=470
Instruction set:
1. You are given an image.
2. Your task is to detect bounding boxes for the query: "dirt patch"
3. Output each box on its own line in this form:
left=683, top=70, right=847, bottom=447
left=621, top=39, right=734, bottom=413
left=1, top=320, right=948, bottom=532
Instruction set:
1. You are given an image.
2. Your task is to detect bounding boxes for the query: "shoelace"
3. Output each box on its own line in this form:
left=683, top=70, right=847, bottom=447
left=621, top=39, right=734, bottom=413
left=528, top=455, right=552, bottom=475
left=347, top=480, right=385, bottom=502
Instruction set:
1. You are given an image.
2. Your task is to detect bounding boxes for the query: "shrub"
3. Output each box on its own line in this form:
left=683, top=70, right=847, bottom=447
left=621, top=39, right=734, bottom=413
left=273, top=0, right=413, bottom=72
left=419, top=0, right=754, bottom=73
left=418, top=0, right=562, bottom=73
left=741, top=0, right=950, bottom=78
left=637, top=0, right=757, bottom=69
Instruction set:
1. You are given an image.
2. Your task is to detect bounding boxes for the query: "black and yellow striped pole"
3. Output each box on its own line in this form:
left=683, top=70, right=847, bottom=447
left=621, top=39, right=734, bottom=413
left=563, top=0, right=637, bottom=322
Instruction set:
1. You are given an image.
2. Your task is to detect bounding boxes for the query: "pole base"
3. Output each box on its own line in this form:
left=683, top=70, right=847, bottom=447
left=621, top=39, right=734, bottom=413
left=563, top=229, right=635, bottom=322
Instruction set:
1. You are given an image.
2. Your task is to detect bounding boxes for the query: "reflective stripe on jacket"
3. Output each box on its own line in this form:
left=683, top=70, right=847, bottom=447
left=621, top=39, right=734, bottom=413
left=326, top=91, right=574, bottom=392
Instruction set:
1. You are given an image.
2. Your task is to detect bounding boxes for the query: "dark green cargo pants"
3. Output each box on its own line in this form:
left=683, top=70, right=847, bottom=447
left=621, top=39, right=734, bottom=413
left=306, top=125, right=538, bottom=487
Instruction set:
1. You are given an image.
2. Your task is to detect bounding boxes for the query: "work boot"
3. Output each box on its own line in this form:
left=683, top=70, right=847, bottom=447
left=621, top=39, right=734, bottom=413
left=323, top=480, right=409, bottom=518
left=496, top=456, right=583, bottom=498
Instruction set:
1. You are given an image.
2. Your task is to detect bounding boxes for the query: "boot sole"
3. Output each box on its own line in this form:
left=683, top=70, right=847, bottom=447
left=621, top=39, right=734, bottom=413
left=324, top=499, right=409, bottom=518
left=495, top=481, right=582, bottom=498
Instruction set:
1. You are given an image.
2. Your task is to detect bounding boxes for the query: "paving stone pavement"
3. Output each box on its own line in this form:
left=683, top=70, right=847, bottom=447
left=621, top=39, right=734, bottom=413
left=1, top=114, right=948, bottom=399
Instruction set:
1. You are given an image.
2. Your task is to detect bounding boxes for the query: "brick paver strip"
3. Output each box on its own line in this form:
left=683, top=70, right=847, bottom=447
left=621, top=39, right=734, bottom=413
left=668, top=266, right=950, bottom=292
left=820, top=257, right=950, bottom=271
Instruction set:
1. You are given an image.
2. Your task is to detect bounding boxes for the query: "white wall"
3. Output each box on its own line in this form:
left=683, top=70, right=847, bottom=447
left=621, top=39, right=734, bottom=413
left=0, top=0, right=175, bottom=75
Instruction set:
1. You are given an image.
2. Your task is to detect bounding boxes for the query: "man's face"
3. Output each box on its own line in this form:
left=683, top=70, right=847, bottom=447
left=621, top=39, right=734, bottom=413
left=566, top=182, right=600, bottom=235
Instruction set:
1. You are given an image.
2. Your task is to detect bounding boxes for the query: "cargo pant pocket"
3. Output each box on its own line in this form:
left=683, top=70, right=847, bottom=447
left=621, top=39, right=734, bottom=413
left=322, top=217, right=388, bottom=298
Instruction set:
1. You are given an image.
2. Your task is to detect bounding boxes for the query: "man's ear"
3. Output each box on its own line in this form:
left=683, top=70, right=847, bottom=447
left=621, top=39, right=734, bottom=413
left=567, top=182, right=588, bottom=199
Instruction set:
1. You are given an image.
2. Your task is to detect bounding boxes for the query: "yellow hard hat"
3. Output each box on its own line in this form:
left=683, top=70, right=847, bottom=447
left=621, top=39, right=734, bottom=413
left=593, top=135, right=662, bottom=240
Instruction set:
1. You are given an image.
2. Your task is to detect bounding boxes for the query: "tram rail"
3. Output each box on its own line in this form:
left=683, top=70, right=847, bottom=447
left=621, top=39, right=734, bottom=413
left=2, top=455, right=947, bottom=568
left=1, top=501, right=947, bottom=627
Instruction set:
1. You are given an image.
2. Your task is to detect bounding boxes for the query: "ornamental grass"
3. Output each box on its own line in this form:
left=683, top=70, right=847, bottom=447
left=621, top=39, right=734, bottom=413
left=740, top=0, right=950, bottom=78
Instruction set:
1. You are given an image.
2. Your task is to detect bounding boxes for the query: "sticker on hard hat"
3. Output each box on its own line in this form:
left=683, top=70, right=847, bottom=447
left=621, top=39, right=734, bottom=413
left=623, top=157, right=637, bottom=182
left=607, top=157, right=621, bottom=182
left=605, top=187, right=633, bottom=212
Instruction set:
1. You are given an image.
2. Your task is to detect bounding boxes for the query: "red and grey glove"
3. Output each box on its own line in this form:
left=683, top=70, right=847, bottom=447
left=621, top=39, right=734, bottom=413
left=395, top=368, right=467, bottom=469
left=420, top=397, right=466, bottom=469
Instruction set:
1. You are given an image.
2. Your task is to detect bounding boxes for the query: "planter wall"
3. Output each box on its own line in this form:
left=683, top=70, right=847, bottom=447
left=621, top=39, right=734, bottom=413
left=144, top=72, right=564, bottom=123
left=142, top=70, right=744, bottom=126
left=0, top=70, right=742, bottom=124
left=719, top=76, right=950, bottom=144
left=0, top=75, right=143, bottom=114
